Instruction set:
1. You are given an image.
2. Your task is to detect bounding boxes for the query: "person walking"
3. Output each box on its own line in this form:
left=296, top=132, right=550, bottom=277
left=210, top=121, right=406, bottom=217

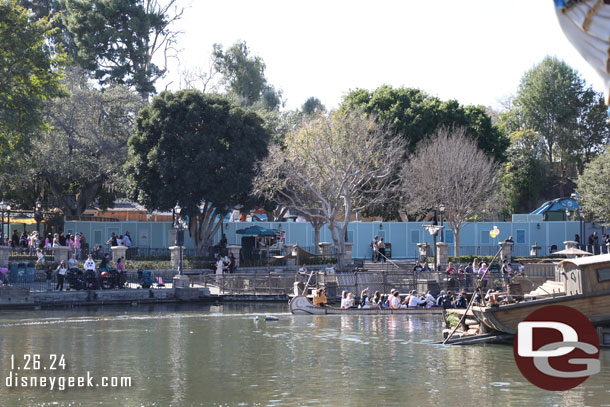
left=378, top=238, right=386, bottom=263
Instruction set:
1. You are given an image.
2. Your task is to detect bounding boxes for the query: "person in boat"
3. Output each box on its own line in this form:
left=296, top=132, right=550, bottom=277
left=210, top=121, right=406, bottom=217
left=340, top=291, right=349, bottom=308
left=424, top=291, right=437, bottom=308
left=360, top=288, right=372, bottom=308
left=380, top=294, right=388, bottom=308
left=313, top=288, right=327, bottom=307
left=372, top=290, right=382, bottom=305
left=436, top=290, right=454, bottom=309
left=408, top=290, right=427, bottom=308
left=454, top=291, right=467, bottom=308
left=403, top=291, right=413, bottom=307
left=389, top=290, right=401, bottom=309
left=346, top=292, right=356, bottom=308
left=485, top=289, right=500, bottom=307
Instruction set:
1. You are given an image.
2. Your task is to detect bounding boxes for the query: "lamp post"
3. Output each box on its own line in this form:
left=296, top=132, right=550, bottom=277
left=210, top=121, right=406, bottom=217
left=0, top=200, right=6, bottom=246
left=34, top=200, right=43, bottom=234
left=439, top=203, right=446, bottom=243
left=174, top=204, right=184, bottom=275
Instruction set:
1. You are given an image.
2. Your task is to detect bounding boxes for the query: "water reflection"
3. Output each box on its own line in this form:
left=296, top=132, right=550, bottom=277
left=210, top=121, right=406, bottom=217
left=0, top=304, right=607, bottom=406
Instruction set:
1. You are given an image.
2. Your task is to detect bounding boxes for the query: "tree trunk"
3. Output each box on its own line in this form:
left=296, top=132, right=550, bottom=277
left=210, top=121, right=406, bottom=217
left=188, top=203, right=223, bottom=256
left=453, top=224, right=461, bottom=257
left=45, top=174, right=104, bottom=216
left=313, top=224, right=321, bottom=250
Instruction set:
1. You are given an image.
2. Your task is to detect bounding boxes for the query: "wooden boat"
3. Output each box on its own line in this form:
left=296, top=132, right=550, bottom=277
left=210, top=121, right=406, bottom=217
left=289, top=295, right=443, bottom=315
left=471, top=254, right=610, bottom=334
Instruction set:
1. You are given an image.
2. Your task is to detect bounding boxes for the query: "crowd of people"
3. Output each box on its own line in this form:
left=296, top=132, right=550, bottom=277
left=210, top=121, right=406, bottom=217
left=314, top=288, right=471, bottom=310
left=5, top=230, right=87, bottom=258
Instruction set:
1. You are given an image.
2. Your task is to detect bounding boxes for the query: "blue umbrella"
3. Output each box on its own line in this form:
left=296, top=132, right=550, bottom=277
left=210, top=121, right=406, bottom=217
left=236, top=225, right=277, bottom=236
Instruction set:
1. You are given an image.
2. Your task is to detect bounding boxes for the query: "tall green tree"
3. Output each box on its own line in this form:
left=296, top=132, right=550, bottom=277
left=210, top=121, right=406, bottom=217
left=577, top=149, right=610, bottom=224
left=127, top=90, right=270, bottom=254
left=12, top=68, right=145, bottom=215
left=212, top=41, right=282, bottom=110
left=513, top=56, right=585, bottom=165
left=341, top=85, right=509, bottom=161
left=60, top=0, right=183, bottom=98
left=301, top=97, right=325, bottom=115
left=0, top=0, right=65, bottom=161
left=500, top=130, right=547, bottom=214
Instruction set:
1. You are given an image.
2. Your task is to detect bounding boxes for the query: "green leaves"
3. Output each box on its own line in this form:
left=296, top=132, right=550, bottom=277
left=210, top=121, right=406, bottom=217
left=0, top=0, right=65, bottom=159
left=577, top=149, right=610, bottom=224
left=127, top=90, right=270, bottom=217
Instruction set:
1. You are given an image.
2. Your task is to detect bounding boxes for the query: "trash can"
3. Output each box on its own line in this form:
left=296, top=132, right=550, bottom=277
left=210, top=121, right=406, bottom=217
left=26, top=262, right=36, bottom=283
left=9, top=262, right=27, bottom=284
left=322, top=281, right=338, bottom=299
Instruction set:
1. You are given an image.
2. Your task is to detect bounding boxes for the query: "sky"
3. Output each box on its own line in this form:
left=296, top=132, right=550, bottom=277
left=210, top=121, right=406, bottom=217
left=158, top=0, right=608, bottom=111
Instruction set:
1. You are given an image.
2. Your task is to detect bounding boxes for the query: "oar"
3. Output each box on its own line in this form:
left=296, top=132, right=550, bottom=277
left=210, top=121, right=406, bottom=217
left=301, top=269, right=316, bottom=296
left=442, top=246, right=503, bottom=345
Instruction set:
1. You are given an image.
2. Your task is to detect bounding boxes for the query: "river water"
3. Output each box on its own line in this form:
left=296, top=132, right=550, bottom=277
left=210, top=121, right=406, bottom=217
left=0, top=303, right=608, bottom=407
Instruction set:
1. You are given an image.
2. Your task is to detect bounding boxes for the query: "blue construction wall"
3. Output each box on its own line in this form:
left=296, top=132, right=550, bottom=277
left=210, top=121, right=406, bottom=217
left=64, top=219, right=591, bottom=258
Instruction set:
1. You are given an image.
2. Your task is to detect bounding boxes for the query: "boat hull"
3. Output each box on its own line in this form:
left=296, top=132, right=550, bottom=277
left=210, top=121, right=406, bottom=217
left=471, top=289, right=610, bottom=334
left=289, top=295, right=443, bottom=315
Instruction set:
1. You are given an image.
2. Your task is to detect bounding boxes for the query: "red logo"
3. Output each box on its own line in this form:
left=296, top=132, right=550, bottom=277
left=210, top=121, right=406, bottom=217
left=513, top=305, right=600, bottom=391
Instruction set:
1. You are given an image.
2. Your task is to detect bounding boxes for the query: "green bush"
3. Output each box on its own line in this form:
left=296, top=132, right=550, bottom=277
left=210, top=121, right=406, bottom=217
left=301, top=257, right=336, bottom=265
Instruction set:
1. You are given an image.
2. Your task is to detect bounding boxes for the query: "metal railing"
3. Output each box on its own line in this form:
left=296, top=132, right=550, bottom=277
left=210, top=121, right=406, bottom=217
left=2, top=270, right=178, bottom=291
left=190, top=272, right=295, bottom=295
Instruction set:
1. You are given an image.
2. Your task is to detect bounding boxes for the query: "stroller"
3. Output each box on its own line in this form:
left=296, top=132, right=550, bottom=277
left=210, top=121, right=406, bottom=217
left=140, top=270, right=153, bottom=289
left=101, top=269, right=124, bottom=289
left=84, top=269, right=100, bottom=290
left=0, top=267, right=8, bottom=285
left=67, top=268, right=86, bottom=290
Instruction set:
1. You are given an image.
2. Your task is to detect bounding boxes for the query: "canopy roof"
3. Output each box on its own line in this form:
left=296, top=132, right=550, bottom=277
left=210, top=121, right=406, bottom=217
left=530, top=198, right=579, bottom=215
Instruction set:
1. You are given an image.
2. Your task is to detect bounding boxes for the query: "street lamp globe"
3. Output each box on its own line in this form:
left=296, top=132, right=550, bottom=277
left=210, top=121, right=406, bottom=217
left=0, top=200, right=7, bottom=211
left=439, top=203, right=445, bottom=213
left=174, top=204, right=181, bottom=216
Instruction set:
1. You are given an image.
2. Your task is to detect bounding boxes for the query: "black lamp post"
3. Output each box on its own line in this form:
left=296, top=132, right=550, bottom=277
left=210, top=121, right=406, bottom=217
left=34, top=200, right=43, bottom=234
left=439, top=203, right=446, bottom=243
left=0, top=200, right=6, bottom=246
left=0, top=200, right=10, bottom=246
left=174, top=204, right=184, bottom=275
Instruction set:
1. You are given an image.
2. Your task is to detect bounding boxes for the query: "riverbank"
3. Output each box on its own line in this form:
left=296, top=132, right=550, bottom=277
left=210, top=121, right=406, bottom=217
left=0, top=286, right=290, bottom=310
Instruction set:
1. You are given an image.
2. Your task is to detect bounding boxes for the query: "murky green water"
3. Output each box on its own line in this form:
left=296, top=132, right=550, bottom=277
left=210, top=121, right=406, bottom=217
left=0, top=304, right=608, bottom=406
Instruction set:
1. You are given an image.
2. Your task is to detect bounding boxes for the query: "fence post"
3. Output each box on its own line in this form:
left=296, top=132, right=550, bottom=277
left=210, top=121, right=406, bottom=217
left=253, top=274, right=257, bottom=295
left=268, top=272, right=272, bottom=295
left=354, top=271, right=358, bottom=298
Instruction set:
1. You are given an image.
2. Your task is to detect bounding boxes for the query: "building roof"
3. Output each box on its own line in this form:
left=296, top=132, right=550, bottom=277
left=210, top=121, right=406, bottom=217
left=560, top=254, right=610, bottom=267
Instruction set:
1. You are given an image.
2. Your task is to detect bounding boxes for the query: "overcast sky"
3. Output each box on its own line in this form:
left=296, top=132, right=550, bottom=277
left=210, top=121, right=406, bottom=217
left=158, top=0, right=607, bottom=111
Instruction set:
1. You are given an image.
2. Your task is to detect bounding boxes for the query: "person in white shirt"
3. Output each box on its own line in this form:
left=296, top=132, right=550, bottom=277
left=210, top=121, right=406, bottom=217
left=424, top=291, right=437, bottom=308
left=390, top=290, right=401, bottom=309
left=408, top=290, right=427, bottom=308
left=84, top=255, right=96, bottom=272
